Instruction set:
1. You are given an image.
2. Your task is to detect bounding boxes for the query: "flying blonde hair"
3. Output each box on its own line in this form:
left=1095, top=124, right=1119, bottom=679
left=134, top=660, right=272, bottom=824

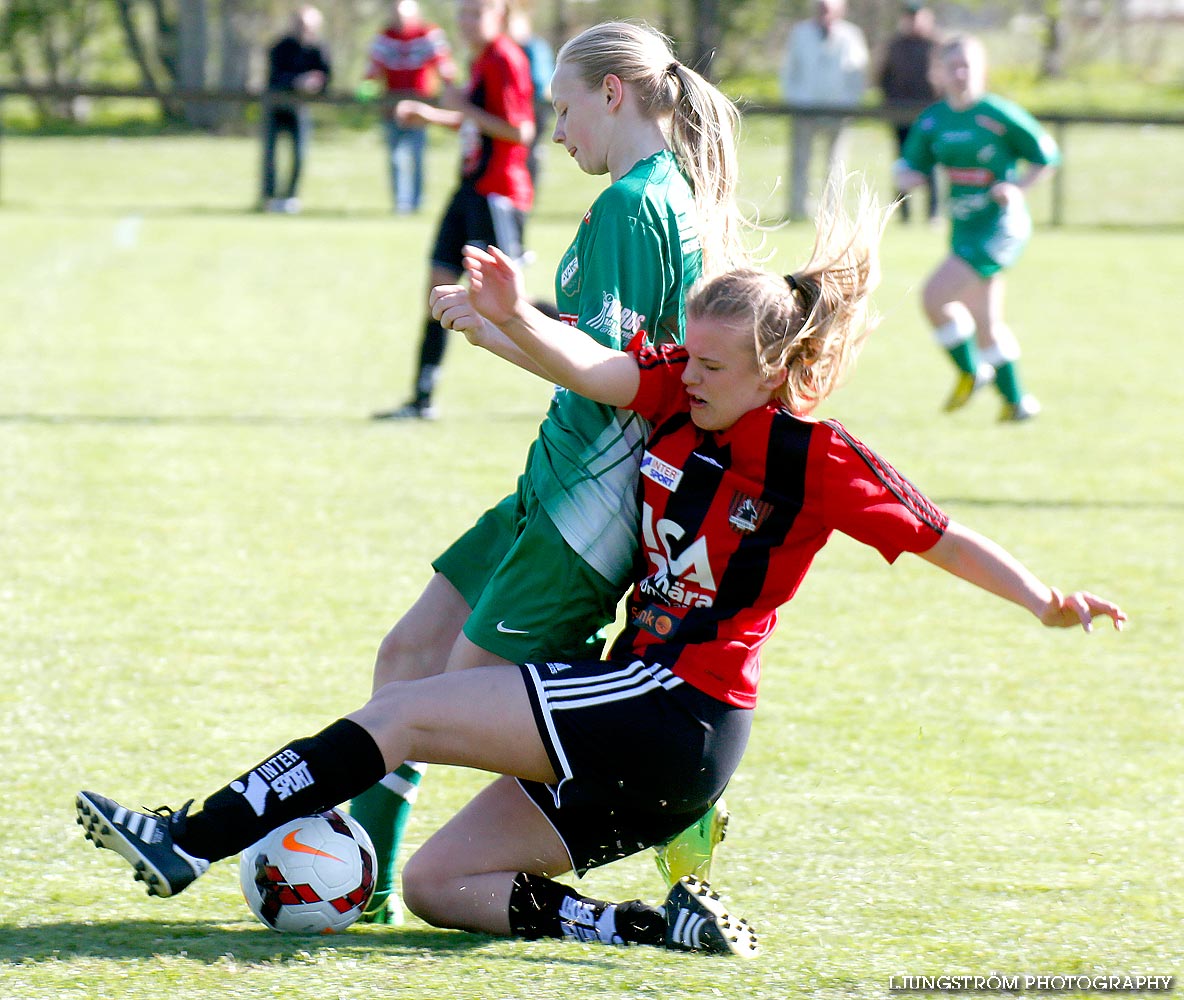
left=688, top=176, right=889, bottom=415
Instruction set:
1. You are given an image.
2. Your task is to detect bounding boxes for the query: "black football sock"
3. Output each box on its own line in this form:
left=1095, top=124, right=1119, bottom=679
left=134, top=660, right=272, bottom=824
left=174, top=718, right=386, bottom=864
left=508, top=872, right=666, bottom=947
left=413, top=318, right=446, bottom=407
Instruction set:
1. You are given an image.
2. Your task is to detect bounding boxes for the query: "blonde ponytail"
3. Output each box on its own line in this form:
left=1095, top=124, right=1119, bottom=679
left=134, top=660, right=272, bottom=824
left=666, top=62, right=748, bottom=275
left=688, top=177, right=890, bottom=415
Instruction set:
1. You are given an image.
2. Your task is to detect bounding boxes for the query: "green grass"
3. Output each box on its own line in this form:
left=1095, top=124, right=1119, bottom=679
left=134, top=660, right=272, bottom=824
left=0, top=130, right=1180, bottom=999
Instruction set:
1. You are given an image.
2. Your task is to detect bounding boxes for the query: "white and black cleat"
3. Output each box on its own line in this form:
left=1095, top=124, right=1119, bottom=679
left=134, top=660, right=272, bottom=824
left=76, top=790, right=209, bottom=898
left=663, top=875, right=758, bottom=958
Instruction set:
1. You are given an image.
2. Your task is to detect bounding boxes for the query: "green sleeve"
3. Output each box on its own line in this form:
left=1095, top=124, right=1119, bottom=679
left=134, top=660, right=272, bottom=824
left=994, top=96, right=1062, bottom=168
left=901, top=105, right=939, bottom=174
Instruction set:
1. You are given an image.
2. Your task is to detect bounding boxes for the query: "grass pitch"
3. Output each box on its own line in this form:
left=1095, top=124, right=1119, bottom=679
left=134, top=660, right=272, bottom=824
left=0, top=127, right=1180, bottom=1000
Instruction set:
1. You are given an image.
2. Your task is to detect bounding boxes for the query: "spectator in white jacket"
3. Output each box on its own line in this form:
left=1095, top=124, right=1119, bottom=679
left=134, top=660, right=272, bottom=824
left=780, top=0, right=868, bottom=219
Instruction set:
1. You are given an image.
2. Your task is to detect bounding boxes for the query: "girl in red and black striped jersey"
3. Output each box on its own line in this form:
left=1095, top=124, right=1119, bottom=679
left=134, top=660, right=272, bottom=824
left=436, top=183, right=1124, bottom=715
left=77, top=182, right=1124, bottom=958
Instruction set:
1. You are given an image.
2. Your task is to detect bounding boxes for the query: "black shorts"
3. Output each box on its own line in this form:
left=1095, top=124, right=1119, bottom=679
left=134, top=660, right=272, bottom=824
left=431, top=183, right=526, bottom=275
left=517, top=658, right=753, bottom=877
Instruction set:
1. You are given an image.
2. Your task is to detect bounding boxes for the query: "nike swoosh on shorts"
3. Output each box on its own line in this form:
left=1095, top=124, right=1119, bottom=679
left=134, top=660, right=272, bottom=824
left=496, top=621, right=530, bottom=634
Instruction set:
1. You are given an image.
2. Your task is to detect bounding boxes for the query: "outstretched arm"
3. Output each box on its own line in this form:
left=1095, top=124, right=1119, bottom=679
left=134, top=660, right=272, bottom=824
left=430, top=245, right=641, bottom=408
left=918, top=520, right=1127, bottom=632
left=446, top=314, right=551, bottom=379
left=396, top=97, right=534, bottom=147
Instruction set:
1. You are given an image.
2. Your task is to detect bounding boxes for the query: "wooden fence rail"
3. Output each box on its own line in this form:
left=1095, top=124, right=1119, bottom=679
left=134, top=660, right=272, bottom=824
left=3, top=83, right=1183, bottom=225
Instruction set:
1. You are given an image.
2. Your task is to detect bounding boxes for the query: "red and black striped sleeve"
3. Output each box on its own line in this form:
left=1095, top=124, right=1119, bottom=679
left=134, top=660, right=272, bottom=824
left=817, top=420, right=948, bottom=561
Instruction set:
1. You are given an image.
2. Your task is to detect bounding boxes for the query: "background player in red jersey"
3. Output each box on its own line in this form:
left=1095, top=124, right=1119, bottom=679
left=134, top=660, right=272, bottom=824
left=372, top=0, right=535, bottom=421
left=76, top=180, right=1123, bottom=960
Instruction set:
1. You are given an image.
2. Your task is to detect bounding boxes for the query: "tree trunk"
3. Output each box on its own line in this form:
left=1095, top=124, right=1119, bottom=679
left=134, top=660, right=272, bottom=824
left=6, top=40, right=52, bottom=122
left=661, top=0, right=679, bottom=46
left=691, top=0, right=723, bottom=79
left=1039, top=0, right=1067, bottom=79
left=217, top=0, right=252, bottom=131
left=551, top=0, right=568, bottom=54
left=37, top=12, right=80, bottom=120
left=112, top=0, right=180, bottom=120
left=148, top=0, right=178, bottom=81
left=177, top=0, right=214, bottom=129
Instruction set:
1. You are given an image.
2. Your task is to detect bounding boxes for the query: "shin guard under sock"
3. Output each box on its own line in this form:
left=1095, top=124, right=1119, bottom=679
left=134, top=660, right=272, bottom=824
left=175, top=718, right=387, bottom=863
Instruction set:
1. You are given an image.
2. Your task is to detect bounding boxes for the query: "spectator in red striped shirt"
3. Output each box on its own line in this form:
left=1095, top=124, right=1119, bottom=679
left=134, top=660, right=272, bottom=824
left=364, top=0, right=457, bottom=213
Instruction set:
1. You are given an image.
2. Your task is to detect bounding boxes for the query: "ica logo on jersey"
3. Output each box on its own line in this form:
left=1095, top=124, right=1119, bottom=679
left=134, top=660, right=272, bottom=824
left=637, top=501, right=716, bottom=609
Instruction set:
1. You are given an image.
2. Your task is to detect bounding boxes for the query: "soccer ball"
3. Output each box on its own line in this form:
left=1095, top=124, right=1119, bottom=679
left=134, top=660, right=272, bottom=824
left=239, top=808, right=376, bottom=934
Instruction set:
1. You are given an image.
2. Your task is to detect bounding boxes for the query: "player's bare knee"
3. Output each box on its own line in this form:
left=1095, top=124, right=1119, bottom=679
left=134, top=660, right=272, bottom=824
left=400, top=850, right=454, bottom=927
left=372, top=626, right=409, bottom=689
left=347, top=681, right=425, bottom=770
left=984, top=322, right=1018, bottom=357
left=373, top=620, right=438, bottom=689
left=921, top=274, right=950, bottom=317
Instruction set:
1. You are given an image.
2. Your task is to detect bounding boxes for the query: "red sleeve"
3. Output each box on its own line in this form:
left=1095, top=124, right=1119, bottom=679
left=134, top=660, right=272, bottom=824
left=480, top=37, right=534, bottom=128
left=628, top=343, right=691, bottom=425
left=817, top=421, right=948, bottom=562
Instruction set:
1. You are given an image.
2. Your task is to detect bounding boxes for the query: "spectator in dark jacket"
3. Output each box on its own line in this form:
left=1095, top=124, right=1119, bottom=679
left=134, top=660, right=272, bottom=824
left=877, top=0, right=939, bottom=222
left=262, top=5, right=332, bottom=213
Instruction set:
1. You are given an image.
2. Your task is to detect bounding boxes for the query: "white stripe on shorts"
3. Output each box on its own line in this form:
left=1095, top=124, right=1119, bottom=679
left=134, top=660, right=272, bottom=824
left=486, top=192, right=524, bottom=264
left=537, top=659, right=683, bottom=710
left=524, top=660, right=684, bottom=784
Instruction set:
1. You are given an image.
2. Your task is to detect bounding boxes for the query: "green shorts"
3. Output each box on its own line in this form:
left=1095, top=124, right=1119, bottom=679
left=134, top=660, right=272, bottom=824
left=951, top=207, right=1032, bottom=278
left=433, top=478, right=624, bottom=663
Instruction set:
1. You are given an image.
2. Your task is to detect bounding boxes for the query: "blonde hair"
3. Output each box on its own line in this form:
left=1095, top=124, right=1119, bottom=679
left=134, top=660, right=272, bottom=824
left=556, top=21, right=749, bottom=275
left=939, top=32, right=986, bottom=64
left=937, top=33, right=988, bottom=88
left=688, top=178, right=888, bottom=415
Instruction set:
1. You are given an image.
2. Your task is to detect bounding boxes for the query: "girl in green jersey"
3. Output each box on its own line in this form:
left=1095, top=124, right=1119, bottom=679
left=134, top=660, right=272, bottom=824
left=895, top=34, right=1060, bottom=421
left=350, top=20, right=750, bottom=923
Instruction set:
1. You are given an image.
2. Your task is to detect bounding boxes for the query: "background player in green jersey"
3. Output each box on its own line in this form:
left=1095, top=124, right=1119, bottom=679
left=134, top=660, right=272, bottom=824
left=895, top=34, right=1061, bottom=421
left=349, top=20, right=751, bottom=924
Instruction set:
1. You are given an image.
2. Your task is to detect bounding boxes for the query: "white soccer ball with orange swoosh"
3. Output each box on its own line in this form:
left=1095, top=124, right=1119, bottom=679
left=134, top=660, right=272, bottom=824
left=239, top=808, right=376, bottom=933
